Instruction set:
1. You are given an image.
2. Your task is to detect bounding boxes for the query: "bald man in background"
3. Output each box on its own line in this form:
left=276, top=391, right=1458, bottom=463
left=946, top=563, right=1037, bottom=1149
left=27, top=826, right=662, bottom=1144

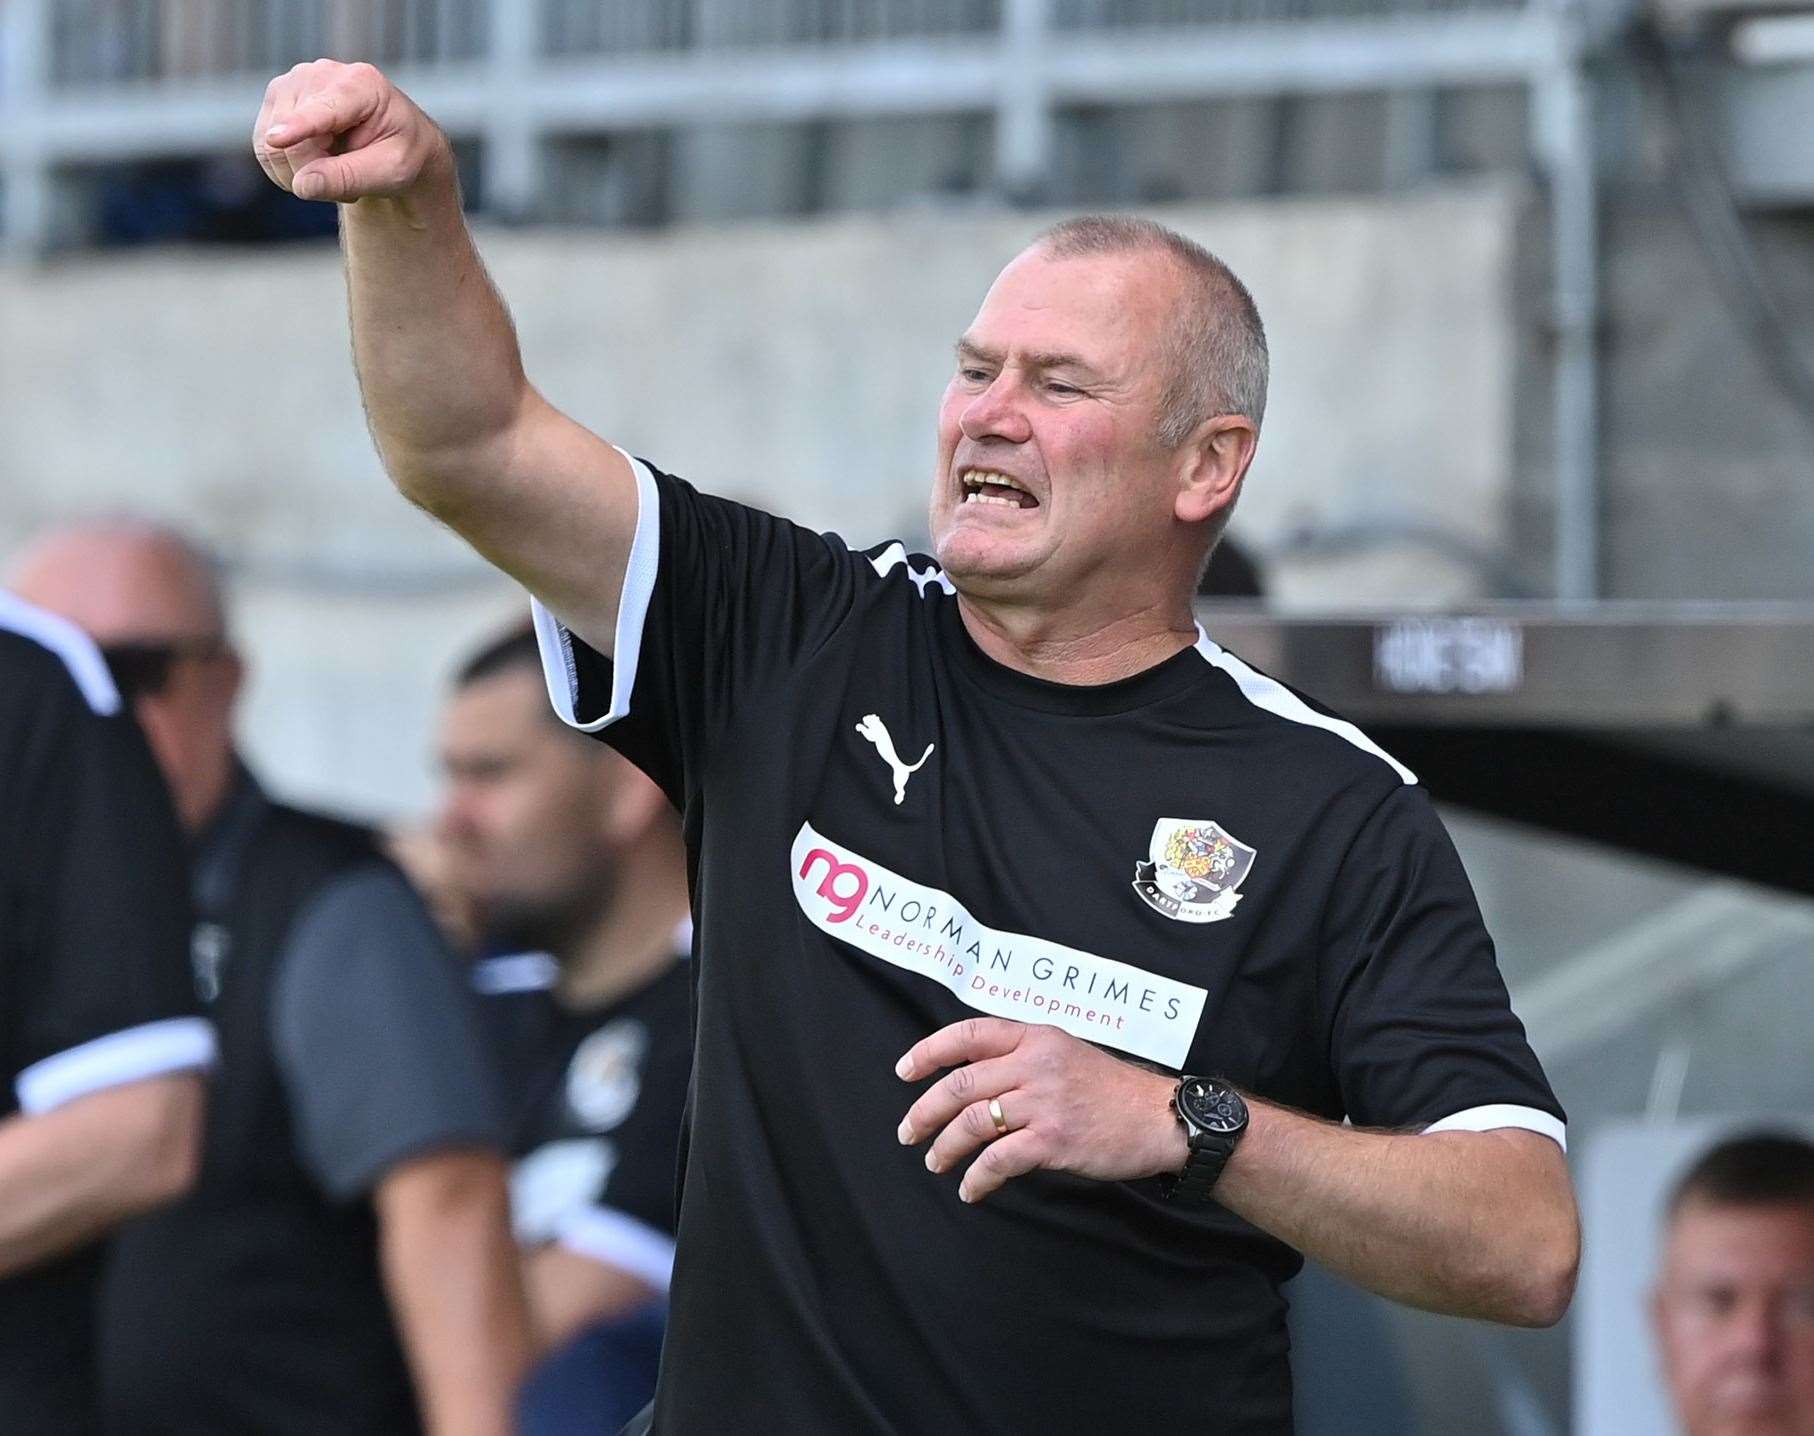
left=10, top=523, right=533, bottom=1436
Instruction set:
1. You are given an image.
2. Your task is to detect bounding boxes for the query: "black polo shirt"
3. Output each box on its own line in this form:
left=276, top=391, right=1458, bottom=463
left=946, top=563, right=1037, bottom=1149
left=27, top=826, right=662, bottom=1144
left=0, top=593, right=212, bottom=1433
left=531, top=460, right=1565, bottom=1434
left=501, top=957, right=692, bottom=1292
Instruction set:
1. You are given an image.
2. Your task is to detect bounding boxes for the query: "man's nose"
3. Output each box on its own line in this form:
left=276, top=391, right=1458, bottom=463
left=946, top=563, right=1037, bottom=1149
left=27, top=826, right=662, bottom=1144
left=960, top=376, right=1032, bottom=445
left=1723, top=1296, right=1787, bottom=1365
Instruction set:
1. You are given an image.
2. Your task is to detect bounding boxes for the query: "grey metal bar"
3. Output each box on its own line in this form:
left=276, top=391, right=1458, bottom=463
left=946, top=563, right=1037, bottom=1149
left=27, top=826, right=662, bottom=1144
left=19, top=11, right=1569, bottom=165
left=0, top=0, right=53, bottom=259
left=997, top=0, right=1054, bottom=196
left=486, top=0, right=540, bottom=217
left=1531, top=0, right=1601, bottom=603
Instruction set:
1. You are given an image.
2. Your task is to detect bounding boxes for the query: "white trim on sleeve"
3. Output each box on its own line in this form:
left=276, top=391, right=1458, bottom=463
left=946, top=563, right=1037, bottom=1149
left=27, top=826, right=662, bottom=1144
left=16, top=1016, right=216, bottom=1115
left=470, top=951, right=558, bottom=996
left=531, top=449, right=662, bottom=734
left=0, top=590, right=121, bottom=716
left=1422, top=1103, right=1567, bottom=1152
left=553, top=1203, right=677, bottom=1292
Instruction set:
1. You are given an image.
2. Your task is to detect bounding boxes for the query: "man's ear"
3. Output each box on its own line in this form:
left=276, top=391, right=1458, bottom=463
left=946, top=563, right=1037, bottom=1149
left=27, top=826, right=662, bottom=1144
left=1174, top=415, right=1258, bottom=527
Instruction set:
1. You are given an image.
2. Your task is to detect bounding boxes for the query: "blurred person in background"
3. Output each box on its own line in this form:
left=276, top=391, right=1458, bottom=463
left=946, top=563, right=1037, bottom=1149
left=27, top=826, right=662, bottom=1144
left=8, top=523, right=533, bottom=1436
left=1653, top=1132, right=1814, bottom=1436
left=438, top=625, right=692, bottom=1435
left=0, top=593, right=212, bottom=1435
left=257, top=63, right=1577, bottom=1434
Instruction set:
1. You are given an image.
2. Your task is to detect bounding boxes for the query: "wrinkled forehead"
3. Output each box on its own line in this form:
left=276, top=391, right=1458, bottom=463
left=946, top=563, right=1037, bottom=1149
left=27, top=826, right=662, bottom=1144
left=965, top=246, right=1181, bottom=373
left=1663, top=1201, right=1814, bottom=1281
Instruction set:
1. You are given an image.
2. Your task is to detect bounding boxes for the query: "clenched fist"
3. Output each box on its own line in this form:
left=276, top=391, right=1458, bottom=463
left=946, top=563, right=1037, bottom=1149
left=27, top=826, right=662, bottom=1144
left=254, top=59, right=450, bottom=204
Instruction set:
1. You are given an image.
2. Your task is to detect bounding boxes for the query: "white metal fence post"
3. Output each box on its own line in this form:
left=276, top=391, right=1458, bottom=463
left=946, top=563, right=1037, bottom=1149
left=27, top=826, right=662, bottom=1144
left=485, top=0, right=540, bottom=217
left=998, top=0, right=1054, bottom=199
left=1, top=0, right=53, bottom=259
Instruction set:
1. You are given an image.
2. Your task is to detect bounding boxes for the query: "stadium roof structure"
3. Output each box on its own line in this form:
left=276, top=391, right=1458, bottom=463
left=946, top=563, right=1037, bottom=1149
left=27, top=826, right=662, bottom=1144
left=1195, top=602, right=1814, bottom=897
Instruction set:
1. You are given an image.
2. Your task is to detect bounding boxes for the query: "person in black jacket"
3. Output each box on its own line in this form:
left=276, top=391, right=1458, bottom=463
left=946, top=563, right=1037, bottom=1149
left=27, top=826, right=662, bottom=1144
left=0, top=591, right=211, bottom=1436
left=10, top=522, right=533, bottom=1436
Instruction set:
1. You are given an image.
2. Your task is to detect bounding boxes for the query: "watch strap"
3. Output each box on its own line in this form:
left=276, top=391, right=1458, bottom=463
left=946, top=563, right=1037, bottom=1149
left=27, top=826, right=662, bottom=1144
left=1158, top=1132, right=1235, bottom=1202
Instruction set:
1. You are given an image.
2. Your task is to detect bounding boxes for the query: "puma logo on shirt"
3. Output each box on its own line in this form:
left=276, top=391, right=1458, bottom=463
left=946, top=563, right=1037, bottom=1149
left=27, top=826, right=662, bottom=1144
left=854, top=713, right=934, bottom=805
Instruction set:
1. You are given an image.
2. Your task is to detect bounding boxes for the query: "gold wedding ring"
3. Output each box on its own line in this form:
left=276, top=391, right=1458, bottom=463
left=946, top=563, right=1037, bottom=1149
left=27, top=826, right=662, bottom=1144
left=988, top=1097, right=1009, bottom=1136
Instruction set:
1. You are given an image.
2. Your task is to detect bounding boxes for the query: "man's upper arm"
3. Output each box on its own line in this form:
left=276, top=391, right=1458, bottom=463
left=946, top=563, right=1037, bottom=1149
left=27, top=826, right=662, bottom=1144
left=1320, top=785, right=1566, bottom=1150
left=272, top=864, right=507, bottom=1200
left=529, top=462, right=860, bottom=804
left=438, top=394, right=638, bottom=660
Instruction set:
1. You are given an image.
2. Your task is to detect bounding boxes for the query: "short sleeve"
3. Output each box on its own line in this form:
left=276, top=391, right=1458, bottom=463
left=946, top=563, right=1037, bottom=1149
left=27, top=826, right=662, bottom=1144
left=9, top=659, right=212, bottom=1114
left=1318, top=786, right=1566, bottom=1149
left=272, top=864, right=508, bottom=1200
left=532, top=457, right=862, bottom=805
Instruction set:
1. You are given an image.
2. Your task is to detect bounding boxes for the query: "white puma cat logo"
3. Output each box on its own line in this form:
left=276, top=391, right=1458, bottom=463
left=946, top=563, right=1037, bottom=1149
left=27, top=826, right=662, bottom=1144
left=854, top=714, right=935, bottom=805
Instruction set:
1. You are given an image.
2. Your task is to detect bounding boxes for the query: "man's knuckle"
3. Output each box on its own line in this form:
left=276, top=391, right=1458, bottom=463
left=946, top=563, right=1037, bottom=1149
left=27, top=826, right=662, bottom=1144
left=945, top=1065, right=973, bottom=1100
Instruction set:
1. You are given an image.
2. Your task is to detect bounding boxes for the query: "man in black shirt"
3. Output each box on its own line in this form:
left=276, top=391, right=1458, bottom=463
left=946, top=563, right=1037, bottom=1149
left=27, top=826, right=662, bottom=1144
left=437, top=627, right=692, bottom=1430
left=259, top=64, right=1580, bottom=1433
left=0, top=592, right=212, bottom=1434
left=10, top=524, right=532, bottom=1436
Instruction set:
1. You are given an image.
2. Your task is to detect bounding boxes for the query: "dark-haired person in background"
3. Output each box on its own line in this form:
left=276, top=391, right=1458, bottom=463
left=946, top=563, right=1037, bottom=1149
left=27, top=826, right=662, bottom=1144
left=9, top=523, right=532, bottom=1436
left=1654, top=1132, right=1814, bottom=1436
left=437, top=626, right=692, bottom=1435
left=0, top=592, right=213, bottom=1435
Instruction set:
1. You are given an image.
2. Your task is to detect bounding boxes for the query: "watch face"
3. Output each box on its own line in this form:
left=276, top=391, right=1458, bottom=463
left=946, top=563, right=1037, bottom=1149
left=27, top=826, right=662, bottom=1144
left=1179, top=1078, right=1248, bottom=1135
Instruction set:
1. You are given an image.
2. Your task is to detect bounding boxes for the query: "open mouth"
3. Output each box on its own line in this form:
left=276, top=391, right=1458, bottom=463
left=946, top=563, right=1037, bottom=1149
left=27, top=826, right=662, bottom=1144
left=959, top=468, right=1040, bottom=510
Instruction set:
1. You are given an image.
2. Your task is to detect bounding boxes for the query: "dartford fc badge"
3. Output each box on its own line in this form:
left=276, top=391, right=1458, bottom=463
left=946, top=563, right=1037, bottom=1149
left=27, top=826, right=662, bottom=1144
left=1132, top=818, right=1257, bottom=924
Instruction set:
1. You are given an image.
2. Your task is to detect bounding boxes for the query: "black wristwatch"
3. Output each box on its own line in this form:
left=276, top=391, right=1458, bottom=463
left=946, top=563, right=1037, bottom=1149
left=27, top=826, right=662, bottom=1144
left=1159, top=1076, right=1249, bottom=1202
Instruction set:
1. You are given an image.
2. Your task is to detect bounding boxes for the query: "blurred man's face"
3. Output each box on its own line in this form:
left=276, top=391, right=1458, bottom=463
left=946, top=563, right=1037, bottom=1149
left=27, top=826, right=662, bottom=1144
left=1654, top=1199, right=1814, bottom=1436
left=437, top=666, right=618, bottom=951
left=9, top=531, right=241, bottom=833
left=929, top=246, right=1189, bottom=608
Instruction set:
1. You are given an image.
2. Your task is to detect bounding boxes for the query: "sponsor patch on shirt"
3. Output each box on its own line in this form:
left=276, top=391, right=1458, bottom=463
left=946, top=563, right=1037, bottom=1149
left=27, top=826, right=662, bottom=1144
left=791, top=821, right=1206, bottom=1069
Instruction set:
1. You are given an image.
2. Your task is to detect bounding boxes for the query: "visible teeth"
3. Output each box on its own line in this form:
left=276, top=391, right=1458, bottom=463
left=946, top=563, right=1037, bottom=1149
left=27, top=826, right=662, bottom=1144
left=963, top=491, right=1023, bottom=507
left=961, top=469, right=1029, bottom=494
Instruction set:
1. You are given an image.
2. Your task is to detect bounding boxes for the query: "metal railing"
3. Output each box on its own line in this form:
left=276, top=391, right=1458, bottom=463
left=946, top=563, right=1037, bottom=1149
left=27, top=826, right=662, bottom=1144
left=0, top=0, right=1604, bottom=598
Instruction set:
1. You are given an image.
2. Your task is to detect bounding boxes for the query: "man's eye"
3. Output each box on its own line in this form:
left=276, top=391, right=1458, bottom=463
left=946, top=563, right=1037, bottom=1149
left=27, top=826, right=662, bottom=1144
left=960, top=368, right=991, bottom=383
left=1046, top=381, right=1081, bottom=397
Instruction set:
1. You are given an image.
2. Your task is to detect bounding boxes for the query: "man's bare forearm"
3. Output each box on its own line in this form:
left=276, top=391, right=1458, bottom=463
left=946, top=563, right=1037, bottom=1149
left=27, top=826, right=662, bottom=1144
left=258, top=61, right=640, bottom=650
left=0, top=1074, right=203, bottom=1277
left=340, top=157, right=531, bottom=507
left=1214, top=1099, right=1580, bottom=1326
left=378, top=1148, right=533, bottom=1436
left=899, top=1020, right=1579, bottom=1327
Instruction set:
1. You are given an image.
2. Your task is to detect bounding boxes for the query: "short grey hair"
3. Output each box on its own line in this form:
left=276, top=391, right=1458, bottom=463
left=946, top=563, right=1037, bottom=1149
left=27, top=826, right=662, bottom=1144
left=1035, top=215, right=1269, bottom=448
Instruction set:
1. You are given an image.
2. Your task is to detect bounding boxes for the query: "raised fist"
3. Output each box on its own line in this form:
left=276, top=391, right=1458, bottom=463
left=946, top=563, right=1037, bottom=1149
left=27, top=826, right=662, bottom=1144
left=254, top=59, right=448, bottom=203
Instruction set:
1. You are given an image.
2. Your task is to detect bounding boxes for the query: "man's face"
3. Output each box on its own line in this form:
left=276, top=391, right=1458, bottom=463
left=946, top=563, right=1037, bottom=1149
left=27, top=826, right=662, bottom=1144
left=1654, top=1200, right=1814, bottom=1436
left=436, top=666, right=618, bottom=950
left=8, top=532, right=241, bottom=832
left=929, top=247, right=1188, bottom=605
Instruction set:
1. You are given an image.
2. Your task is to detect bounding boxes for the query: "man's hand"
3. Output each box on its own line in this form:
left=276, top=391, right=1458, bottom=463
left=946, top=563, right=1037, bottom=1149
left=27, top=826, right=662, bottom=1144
left=254, top=59, right=450, bottom=205
left=895, top=1018, right=1185, bottom=1204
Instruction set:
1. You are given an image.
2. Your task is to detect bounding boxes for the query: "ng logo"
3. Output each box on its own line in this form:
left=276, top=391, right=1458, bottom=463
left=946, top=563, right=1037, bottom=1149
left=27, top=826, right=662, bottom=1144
left=798, top=848, right=868, bottom=923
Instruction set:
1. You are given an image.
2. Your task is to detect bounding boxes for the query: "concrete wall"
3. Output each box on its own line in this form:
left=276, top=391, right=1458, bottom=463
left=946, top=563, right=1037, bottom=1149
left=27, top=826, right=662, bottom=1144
left=0, top=188, right=1519, bottom=815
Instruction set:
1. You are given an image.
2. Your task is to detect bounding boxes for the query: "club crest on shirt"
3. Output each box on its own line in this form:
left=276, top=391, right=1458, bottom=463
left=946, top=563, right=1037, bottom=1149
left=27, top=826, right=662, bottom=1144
left=565, top=1019, right=647, bottom=1132
left=1132, top=819, right=1257, bottom=924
